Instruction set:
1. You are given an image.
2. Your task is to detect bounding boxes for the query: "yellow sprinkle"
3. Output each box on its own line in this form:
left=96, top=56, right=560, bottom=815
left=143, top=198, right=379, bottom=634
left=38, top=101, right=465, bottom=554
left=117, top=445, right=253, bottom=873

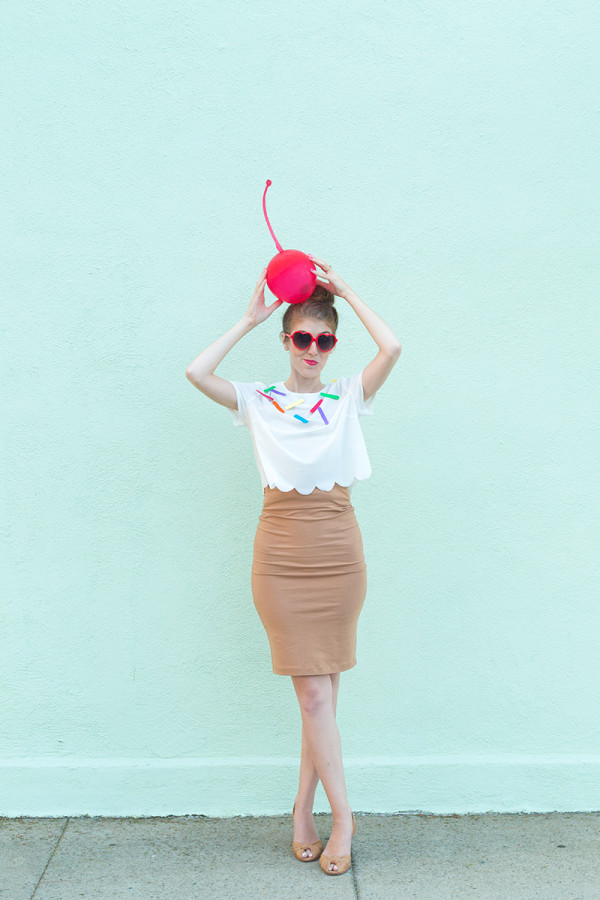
left=331, top=378, right=338, bottom=382
left=284, top=399, right=305, bottom=410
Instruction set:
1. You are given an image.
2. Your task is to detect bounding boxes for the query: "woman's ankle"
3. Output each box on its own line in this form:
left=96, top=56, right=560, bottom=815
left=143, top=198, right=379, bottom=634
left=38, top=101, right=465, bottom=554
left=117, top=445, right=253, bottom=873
left=294, top=796, right=316, bottom=814
left=330, top=802, right=353, bottom=822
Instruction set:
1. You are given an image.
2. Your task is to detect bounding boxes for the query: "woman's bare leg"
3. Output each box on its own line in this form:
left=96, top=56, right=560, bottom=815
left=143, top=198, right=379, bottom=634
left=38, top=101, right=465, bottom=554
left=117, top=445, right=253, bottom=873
left=291, top=672, right=353, bottom=871
left=292, top=673, right=340, bottom=858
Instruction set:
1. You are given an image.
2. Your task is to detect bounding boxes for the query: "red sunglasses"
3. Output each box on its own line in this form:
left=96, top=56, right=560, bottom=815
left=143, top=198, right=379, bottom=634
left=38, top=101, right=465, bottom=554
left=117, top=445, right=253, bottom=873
left=283, top=331, right=338, bottom=353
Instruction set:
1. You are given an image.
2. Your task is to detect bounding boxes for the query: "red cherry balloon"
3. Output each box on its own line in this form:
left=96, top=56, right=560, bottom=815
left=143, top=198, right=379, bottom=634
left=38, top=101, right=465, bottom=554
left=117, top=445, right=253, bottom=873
left=262, top=180, right=317, bottom=304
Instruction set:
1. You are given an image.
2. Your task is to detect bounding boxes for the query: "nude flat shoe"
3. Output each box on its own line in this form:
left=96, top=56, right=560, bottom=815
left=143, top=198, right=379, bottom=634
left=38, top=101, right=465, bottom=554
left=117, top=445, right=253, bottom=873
left=319, top=810, right=357, bottom=875
left=291, top=801, right=323, bottom=862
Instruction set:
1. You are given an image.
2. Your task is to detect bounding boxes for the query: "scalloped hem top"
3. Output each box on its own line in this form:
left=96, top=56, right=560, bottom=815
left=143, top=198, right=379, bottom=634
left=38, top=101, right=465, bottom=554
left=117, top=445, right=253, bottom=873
left=227, top=371, right=376, bottom=494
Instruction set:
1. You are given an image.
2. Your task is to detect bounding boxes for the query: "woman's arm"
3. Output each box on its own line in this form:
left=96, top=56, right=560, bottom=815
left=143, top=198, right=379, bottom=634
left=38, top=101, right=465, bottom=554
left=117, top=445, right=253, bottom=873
left=185, top=267, right=283, bottom=410
left=342, top=288, right=402, bottom=403
left=340, top=287, right=402, bottom=356
left=309, top=255, right=402, bottom=402
left=185, top=317, right=256, bottom=410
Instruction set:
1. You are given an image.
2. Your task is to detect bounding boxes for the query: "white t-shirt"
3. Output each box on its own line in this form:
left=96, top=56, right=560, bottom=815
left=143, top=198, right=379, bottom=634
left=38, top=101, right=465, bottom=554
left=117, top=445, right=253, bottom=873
left=228, top=371, right=376, bottom=494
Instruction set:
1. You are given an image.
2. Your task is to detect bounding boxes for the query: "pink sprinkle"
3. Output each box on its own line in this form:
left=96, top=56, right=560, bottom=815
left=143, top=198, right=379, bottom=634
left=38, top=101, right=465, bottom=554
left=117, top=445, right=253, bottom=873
left=256, top=390, right=274, bottom=401
left=310, top=397, right=324, bottom=414
left=318, top=406, right=329, bottom=424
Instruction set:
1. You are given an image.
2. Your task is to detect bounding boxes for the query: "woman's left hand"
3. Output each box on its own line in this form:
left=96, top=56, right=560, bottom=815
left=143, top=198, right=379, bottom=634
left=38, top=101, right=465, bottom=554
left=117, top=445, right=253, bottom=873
left=308, top=255, right=350, bottom=298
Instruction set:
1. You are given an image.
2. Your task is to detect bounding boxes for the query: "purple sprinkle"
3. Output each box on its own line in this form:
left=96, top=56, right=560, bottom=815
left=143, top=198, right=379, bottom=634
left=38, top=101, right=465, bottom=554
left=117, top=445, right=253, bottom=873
left=270, top=388, right=286, bottom=396
left=318, top=406, right=329, bottom=425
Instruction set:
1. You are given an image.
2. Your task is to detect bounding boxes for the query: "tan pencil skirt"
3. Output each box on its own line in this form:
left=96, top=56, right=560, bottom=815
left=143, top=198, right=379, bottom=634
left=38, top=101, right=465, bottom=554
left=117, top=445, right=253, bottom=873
left=251, top=482, right=367, bottom=676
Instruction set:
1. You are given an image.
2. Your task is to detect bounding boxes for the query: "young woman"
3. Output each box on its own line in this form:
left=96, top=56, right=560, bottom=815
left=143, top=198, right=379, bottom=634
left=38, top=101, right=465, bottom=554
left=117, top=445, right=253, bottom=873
left=185, top=255, right=401, bottom=876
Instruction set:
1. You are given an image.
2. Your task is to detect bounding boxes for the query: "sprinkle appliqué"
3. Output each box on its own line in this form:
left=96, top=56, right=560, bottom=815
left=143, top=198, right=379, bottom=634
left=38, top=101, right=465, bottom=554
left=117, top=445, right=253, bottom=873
left=255, top=379, right=340, bottom=426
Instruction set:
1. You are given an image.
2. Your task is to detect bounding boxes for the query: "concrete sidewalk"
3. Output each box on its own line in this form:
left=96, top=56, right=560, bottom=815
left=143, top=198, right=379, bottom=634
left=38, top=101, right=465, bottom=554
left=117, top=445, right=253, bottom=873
left=1, top=812, right=599, bottom=899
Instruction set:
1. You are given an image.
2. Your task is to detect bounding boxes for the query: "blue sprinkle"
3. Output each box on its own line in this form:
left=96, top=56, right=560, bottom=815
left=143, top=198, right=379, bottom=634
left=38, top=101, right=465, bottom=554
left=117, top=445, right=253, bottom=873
left=293, top=414, right=309, bottom=423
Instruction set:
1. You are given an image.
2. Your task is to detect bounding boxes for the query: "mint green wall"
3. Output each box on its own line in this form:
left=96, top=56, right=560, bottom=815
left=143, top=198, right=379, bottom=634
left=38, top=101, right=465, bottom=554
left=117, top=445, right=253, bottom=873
left=3, top=1, right=599, bottom=815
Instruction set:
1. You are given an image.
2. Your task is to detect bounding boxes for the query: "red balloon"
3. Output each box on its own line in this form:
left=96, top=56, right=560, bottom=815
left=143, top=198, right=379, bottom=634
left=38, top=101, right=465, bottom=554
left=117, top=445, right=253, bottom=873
left=262, top=180, right=317, bottom=304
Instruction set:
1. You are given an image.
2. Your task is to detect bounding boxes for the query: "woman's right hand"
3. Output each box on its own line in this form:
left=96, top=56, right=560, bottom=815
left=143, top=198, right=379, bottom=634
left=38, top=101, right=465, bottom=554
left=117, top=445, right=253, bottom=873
left=243, top=268, right=284, bottom=327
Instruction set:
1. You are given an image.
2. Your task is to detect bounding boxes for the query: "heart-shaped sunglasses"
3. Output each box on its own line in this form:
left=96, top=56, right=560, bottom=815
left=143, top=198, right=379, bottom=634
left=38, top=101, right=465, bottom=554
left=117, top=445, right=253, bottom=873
left=283, top=331, right=338, bottom=353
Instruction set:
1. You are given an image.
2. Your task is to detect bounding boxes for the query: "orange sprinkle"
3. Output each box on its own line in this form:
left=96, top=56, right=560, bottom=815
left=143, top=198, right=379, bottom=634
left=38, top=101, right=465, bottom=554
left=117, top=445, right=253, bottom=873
left=272, top=400, right=285, bottom=413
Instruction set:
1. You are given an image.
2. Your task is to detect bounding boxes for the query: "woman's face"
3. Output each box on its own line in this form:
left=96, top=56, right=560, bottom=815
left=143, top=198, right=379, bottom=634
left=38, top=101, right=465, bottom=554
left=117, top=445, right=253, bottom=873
left=282, top=316, right=336, bottom=378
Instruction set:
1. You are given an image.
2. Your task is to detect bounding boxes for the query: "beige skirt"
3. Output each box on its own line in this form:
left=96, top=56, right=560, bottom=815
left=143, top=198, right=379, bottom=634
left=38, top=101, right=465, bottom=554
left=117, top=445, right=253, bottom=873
left=251, top=483, right=367, bottom=676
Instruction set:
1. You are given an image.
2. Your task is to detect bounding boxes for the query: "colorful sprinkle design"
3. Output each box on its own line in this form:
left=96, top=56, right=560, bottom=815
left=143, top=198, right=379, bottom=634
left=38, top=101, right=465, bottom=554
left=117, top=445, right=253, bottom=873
left=255, top=382, right=340, bottom=426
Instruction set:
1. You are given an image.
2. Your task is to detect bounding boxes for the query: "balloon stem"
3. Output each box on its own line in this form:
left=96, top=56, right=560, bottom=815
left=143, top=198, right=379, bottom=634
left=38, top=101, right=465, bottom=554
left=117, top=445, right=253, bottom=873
left=263, top=180, right=284, bottom=253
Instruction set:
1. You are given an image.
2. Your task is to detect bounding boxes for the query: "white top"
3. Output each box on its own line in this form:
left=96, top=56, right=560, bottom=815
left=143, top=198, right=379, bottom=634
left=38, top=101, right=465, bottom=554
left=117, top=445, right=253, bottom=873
left=228, top=371, right=376, bottom=494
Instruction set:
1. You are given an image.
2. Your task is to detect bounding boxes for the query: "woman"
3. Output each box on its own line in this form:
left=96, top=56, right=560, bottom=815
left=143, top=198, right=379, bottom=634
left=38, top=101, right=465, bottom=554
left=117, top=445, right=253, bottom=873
left=185, top=255, right=401, bottom=876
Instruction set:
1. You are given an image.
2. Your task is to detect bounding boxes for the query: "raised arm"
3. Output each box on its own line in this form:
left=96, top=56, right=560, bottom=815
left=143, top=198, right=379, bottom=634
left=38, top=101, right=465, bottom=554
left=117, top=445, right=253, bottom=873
left=309, top=255, right=402, bottom=402
left=185, top=267, right=283, bottom=410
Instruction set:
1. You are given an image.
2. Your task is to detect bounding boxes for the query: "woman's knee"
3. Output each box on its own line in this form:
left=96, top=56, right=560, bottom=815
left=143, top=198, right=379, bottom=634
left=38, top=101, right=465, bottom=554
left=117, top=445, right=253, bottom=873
left=292, top=674, right=332, bottom=715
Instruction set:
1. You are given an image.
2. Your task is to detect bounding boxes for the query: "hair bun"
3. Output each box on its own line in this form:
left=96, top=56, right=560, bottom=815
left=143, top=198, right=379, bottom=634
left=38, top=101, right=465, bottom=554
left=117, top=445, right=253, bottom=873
left=281, top=283, right=339, bottom=335
left=313, top=285, right=335, bottom=304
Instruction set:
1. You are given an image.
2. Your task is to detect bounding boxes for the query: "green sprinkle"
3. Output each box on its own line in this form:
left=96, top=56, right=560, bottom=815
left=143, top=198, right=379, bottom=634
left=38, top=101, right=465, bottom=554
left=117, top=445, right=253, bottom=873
left=264, top=385, right=276, bottom=392
left=319, top=392, right=339, bottom=399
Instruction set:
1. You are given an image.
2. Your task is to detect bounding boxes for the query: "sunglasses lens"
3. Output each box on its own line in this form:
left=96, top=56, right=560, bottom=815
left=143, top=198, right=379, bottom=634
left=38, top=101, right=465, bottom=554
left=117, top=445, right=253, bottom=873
left=292, top=332, right=312, bottom=350
left=317, top=334, right=336, bottom=352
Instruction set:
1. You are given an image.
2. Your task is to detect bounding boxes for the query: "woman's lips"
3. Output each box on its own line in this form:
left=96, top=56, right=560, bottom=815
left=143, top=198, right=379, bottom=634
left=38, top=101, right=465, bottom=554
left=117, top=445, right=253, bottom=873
left=304, top=359, right=318, bottom=365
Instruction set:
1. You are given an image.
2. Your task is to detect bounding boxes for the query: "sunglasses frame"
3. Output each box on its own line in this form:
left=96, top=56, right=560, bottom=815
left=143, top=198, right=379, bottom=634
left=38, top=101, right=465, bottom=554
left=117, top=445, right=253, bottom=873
left=283, top=330, right=338, bottom=353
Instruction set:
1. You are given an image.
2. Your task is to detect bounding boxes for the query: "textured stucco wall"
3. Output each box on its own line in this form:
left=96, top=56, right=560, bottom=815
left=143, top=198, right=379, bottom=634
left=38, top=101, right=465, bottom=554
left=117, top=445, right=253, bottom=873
left=2, top=0, right=600, bottom=815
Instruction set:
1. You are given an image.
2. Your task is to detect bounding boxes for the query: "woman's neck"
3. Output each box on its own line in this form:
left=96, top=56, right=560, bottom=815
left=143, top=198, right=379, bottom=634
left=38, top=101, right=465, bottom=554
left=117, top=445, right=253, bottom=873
left=283, top=374, right=326, bottom=393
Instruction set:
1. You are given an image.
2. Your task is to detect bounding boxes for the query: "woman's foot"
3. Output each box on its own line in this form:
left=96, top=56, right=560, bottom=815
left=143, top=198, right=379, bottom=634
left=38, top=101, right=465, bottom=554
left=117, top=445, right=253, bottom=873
left=321, top=805, right=354, bottom=872
left=292, top=801, right=321, bottom=859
